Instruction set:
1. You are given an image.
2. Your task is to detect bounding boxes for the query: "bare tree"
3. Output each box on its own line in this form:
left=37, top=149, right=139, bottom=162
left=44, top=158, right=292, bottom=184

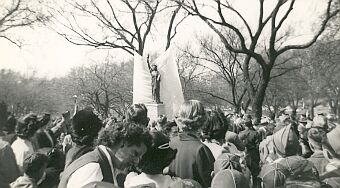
left=179, top=0, right=339, bottom=122
left=0, top=0, right=49, bottom=47
left=52, top=0, right=187, bottom=55
left=176, top=46, right=207, bottom=96
left=180, top=33, right=251, bottom=112
left=67, top=59, right=133, bottom=118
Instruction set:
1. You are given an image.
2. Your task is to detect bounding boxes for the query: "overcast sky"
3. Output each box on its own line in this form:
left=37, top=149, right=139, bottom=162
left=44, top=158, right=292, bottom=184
left=0, top=0, right=324, bottom=78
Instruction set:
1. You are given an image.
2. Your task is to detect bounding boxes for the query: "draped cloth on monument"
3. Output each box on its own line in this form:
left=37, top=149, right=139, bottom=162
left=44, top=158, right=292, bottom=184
left=133, top=53, right=153, bottom=104
left=133, top=49, right=184, bottom=119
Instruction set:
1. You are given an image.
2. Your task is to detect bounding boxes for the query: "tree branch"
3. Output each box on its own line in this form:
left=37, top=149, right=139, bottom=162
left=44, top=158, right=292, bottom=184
left=278, top=0, right=339, bottom=54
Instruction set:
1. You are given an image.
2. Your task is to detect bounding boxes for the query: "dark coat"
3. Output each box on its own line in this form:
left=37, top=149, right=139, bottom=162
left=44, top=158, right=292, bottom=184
left=0, top=139, right=20, bottom=188
left=238, top=129, right=261, bottom=177
left=169, top=133, right=214, bottom=188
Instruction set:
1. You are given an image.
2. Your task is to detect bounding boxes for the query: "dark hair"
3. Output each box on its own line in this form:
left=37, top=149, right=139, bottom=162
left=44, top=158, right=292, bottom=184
left=16, top=113, right=39, bottom=139
left=96, top=122, right=152, bottom=149
left=37, top=113, right=51, bottom=128
left=3, top=115, right=16, bottom=133
left=37, top=147, right=65, bottom=171
left=157, top=115, right=167, bottom=126
left=23, top=152, right=48, bottom=181
left=70, top=110, right=103, bottom=146
left=31, top=129, right=55, bottom=149
left=125, top=104, right=149, bottom=126
left=162, top=121, right=177, bottom=136
left=202, top=108, right=228, bottom=141
left=138, top=131, right=177, bottom=174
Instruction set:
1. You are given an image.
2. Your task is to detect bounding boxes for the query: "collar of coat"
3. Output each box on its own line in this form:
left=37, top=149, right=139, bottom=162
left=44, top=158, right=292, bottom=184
left=178, top=133, right=200, bottom=141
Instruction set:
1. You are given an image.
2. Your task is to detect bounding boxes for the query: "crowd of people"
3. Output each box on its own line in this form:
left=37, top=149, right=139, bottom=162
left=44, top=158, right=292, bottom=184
left=0, top=100, right=340, bottom=188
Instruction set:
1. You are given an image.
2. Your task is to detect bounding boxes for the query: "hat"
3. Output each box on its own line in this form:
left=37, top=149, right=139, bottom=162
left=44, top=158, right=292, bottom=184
left=3, top=115, right=16, bottom=133
left=312, top=115, right=327, bottom=129
left=272, top=124, right=299, bottom=157
left=326, top=125, right=340, bottom=155
left=214, top=153, right=242, bottom=174
left=211, top=169, right=250, bottom=188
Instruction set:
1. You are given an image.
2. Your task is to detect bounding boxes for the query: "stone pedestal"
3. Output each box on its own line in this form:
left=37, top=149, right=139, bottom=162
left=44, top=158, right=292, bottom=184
left=145, top=103, right=166, bottom=121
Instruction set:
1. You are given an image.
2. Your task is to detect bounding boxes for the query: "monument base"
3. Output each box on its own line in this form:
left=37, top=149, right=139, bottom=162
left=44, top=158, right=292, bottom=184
left=145, top=103, right=166, bottom=121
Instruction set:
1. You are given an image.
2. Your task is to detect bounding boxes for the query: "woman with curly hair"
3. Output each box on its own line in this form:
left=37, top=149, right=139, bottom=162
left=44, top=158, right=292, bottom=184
left=168, top=100, right=215, bottom=188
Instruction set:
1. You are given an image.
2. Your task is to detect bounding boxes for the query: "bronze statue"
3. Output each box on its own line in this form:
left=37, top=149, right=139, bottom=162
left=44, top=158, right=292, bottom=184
left=147, top=55, right=161, bottom=104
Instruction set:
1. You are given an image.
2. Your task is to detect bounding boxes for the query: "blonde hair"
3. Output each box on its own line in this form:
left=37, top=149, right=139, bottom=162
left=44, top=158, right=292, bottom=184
left=175, top=100, right=206, bottom=132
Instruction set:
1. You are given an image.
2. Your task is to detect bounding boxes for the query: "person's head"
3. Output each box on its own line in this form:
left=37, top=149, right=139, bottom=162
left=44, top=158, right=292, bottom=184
left=37, top=113, right=51, bottom=129
left=322, top=125, right=340, bottom=163
left=175, top=100, right=207, bottom=133
left=33, top=129, right=55, bottom=148
left=202, top=108, right=228, bottom=144
left=2, top=114, right=16, bottom=134
left=299, top=115, right=307, bottom=125
left=312, top=115, right=328, bottom=130
left=272, top=124, right=299, bottom=157
left=242, top=114, right=253, bottom=129
left=151, top=65, right=157, bottom=71
left=16, top=113, right=39, bottom=139
left=163, top=121, right=178, bottom=138
left=211, top=169, right=250, bottom=188
left=138, top=131, right=177, bottom=174
left=148, top=120, right=157, bottom=131
left=37, top=147, right=65, bottom=171
left=279, top=114, right=291, bottom=125
left=125, top=103, right=149, bottom=127
left=71, top=110, right=103, bottom=146
left=23, top=152, right=48, bottom=182
left=96, top=122, right=152, bottom=169
left=156, top=115, right=167, bottom=131
left=307, top=127, right=326, bottom=152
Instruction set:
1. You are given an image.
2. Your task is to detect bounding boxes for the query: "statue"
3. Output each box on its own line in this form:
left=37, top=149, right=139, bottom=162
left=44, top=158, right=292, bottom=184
left=147, top=55, right=161, bottom=104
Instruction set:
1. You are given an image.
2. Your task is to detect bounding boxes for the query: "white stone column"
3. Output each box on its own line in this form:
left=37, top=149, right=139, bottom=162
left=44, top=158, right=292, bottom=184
left=145, top=103, right=166, bottom=121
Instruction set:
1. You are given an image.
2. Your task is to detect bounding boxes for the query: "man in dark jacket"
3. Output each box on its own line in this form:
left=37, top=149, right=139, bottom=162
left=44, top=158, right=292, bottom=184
left=238, top=115, right=261, bottom=188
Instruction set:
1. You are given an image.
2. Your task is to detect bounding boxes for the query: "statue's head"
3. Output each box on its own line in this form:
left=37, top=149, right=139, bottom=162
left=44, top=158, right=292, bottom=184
left=151, top=65, right=157, bottom=71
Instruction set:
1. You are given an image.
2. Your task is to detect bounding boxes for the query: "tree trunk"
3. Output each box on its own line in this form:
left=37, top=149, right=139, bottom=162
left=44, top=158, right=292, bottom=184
left=251, top=71, right=270, bottom=124
left=310, top=105, right=315, bottom=119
